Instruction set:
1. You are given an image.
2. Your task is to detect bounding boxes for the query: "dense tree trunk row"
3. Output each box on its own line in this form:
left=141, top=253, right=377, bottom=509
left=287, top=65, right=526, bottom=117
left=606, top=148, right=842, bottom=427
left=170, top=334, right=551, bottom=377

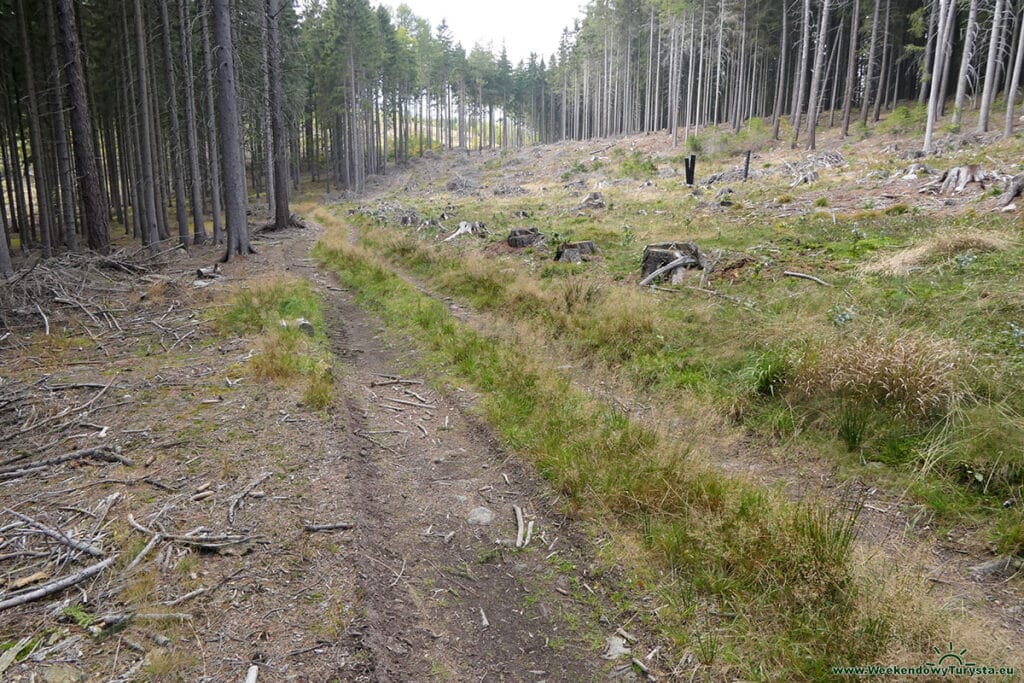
left=2, top=0, right=1024, bottom=269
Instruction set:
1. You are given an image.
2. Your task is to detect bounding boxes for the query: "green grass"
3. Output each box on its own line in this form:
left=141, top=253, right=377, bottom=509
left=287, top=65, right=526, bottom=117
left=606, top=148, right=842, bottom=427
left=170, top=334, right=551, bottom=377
left=338, top=194, right=1024, bottom=553
left=217, top=278, right=334, bottom=410
left=313, top=227, right=965, bottom=679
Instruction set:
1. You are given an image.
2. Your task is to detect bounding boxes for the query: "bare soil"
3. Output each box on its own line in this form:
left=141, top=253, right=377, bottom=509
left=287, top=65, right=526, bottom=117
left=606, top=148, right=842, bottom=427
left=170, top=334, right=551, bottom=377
left=0, top=225, right=648, bottom=681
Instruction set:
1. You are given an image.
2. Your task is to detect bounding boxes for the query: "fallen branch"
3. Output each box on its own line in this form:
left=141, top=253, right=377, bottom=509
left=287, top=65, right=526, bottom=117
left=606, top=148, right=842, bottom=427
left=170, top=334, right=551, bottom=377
left=639, top=255, right=695, bottom=287
left=3, top=508, right=105, bottom=558
left=303, top=522, right=355, bottom=532
left=513, top=505, right=526, bottom=549
left=34, top=304, right=50, bottom=335
left=127, top=514, right=255, bottom=549
left=228, top=472, right=272, bottom=524
left=162, top=587, right=206, bottom=607
left=124, top=533, right=162, bottom=572
left=783, top=270, right=833, bottom=287
left=0, top=555, right=117, bottom=612
left=0, top=445, right=133, bottom=481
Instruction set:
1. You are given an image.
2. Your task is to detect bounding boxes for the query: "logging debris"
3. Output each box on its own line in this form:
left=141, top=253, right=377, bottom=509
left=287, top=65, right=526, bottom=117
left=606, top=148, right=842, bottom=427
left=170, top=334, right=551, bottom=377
left=640, top=242, right=703, bottom=285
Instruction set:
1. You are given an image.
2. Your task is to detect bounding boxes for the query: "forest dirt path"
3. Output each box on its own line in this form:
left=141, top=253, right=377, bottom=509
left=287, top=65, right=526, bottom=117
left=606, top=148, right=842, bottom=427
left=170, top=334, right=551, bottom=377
left=302, top=230, right=625, bottom=682
left=0, top=224, right=645, bottom=682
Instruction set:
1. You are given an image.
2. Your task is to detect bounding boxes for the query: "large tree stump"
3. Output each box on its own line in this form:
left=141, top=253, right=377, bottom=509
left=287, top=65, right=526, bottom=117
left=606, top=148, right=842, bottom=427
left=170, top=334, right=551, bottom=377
left=575, top=192, right=605, bottom=210
left=641, top=242, right=702, bottom=279
left=508, top=227, right=543, bottom=248
left=921, top=165, right=988, bottom=194
left=1001, top=173, right=1024, bottom=207
left=556, top=241, right=600, bottom=263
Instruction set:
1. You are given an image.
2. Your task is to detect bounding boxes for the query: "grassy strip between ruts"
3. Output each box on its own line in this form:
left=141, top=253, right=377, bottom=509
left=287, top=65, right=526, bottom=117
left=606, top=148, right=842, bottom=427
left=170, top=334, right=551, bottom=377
left=215, top=277, right=333, bottom=410
left=311, top=224, right=1001, bottom=680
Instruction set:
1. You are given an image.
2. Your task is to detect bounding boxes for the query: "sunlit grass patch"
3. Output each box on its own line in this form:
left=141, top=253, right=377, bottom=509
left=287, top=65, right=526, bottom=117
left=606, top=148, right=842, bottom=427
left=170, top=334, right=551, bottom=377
left=218, top=278, right=333, bottom=410
left=312, top=223, right=983, bottom=679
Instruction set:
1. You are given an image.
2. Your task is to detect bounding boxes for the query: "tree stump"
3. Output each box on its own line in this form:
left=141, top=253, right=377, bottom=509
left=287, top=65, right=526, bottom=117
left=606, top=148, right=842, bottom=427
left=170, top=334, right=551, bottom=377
left=508, top=227, right=543, bottom=248
left=1001, top=173, right=1024, bottom=207
left=576, top=192, right=605, bottom=210
left=641, top=242, right=702, bottom=279
left=556, top=241, right=600, bottom=263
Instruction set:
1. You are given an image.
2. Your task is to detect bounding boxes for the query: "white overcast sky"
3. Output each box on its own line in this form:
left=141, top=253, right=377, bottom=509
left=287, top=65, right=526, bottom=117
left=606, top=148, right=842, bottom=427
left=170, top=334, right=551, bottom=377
left=386, top=0, right=586, bottom=65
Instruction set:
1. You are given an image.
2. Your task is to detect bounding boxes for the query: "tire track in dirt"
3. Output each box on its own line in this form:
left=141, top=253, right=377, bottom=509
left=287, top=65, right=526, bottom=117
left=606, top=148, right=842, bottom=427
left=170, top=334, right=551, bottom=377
left=311, top=267, right=621, bottom=681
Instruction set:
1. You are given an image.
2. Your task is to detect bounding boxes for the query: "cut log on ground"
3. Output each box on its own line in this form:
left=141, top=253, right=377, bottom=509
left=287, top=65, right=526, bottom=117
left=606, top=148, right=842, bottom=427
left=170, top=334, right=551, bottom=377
left=507, top=227, right=544, bottom=248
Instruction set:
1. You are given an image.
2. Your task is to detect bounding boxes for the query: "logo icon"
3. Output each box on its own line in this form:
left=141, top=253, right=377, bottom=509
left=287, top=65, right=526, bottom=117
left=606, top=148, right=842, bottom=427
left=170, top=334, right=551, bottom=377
left=925, top=643, right=976, bottom=668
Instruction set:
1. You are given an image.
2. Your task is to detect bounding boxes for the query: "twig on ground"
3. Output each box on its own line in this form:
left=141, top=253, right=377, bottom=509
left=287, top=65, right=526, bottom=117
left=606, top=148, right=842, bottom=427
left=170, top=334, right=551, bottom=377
left=0, top=445, right=132, bottom=481
left=303, top=522, right=354, bottom=532
left=124, top=534, right=163, bottom=572
left=783, top=270, right=833, bottom=287
left=228, top=472, right=272, bottom=524
left=513, top=505, right=526, bottom=548
left=3, top=508, right=105, bottom=557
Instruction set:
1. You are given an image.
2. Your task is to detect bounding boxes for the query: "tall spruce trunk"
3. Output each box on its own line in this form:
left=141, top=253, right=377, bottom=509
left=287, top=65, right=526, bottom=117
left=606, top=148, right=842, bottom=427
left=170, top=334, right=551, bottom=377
left=159, top=0, right=189, bottom=248
left=268, top=0, right=290, bottom=230
left=841, top=0, right=861, bottom=135
left=132, top=0, right=160, bottom=252
left=790, top=0, right=812, bottom=146
left=1005, top=6, right=1024, bottom=135
left=202, top=4, right=224, bottom=244
left=924, top=0, right=956, bottom=152
left=806, top=0, right=832, bottom=149
left=179, top=0, right=207, bottom=244
left=953, top=0, right=981, bottom=128
left=860, top=0, right=882, bottom=125
left=17, top=0, right=54, bottom=257
left=773, top=0, right=790, bottom=139
left=46, top=1, right=77, bottom=252
left=55, top=0, right=108, bottom=253
left=211, top=0, right=251, bottom=260
left=978, top=0, right=1006, bottom=131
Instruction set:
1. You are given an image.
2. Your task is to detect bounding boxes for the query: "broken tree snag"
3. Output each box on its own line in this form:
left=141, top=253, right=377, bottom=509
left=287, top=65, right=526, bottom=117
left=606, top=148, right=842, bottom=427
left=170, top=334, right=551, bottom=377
left=639, top=242, right=703, bottom=286
left=922, top=165, right=988, bottom=194
left=1001, top=173, right=1024, bottom=207
left=556, top=241, right=601, bottom=263
left=443, top=221, right=488, bottom=242
left=684, top=154, right=697, bottom=185
left=576, top=192, right=605, bottom=210
left=507, top=227, right=544, bottom=248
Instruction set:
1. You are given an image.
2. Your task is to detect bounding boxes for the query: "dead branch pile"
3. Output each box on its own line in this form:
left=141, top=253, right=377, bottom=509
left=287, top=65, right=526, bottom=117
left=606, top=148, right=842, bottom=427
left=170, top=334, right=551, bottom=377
left=492, top=183, right=527, bottom=196
left=354, top=201, right=421, bottom=226
left=0, top=245, right=187, bottom=335
left=445, top=176, right=480, bottom=194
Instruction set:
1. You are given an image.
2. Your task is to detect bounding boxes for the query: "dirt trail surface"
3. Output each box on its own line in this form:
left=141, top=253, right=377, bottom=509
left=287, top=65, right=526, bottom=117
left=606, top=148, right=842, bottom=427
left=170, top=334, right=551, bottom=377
left=0, top=227, right=645, bottom=681
left=311, top=261, right=614, bottom=682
